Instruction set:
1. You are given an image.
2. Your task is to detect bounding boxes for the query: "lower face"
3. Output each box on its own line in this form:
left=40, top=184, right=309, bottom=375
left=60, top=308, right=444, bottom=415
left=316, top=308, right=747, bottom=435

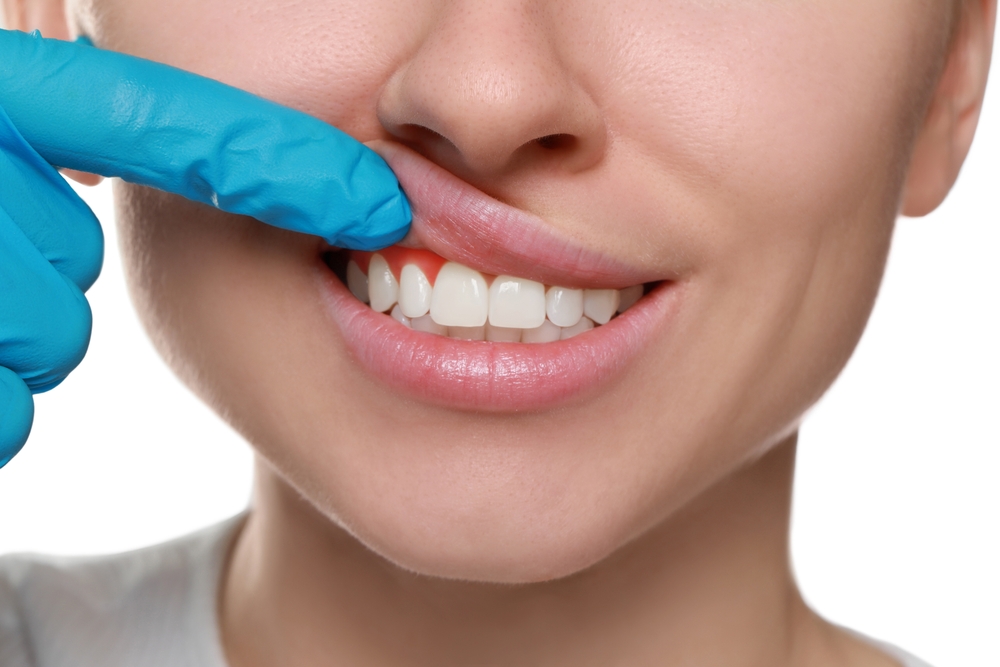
left=83, top=0, right=950, bottom=581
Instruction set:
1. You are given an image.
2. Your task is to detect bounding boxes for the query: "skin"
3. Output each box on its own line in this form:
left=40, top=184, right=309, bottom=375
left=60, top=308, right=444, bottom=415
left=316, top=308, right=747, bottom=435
left=4, top=0, right=995, bottom=665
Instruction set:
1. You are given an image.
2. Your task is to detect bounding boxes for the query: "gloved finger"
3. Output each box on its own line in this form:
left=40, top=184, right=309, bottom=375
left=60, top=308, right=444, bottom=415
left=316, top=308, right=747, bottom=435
left=0, top=207, right=92, bottom=394
left=0, top=29, right=411, bottom=251
left=0, top=103, right=103, bottom=292
left=0, top=366, right=34, bottom=468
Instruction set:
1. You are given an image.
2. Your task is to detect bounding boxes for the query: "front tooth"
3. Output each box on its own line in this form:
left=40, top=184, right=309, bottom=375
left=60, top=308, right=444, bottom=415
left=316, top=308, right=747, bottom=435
left=346, top=260, right=369, bottom=304
left=390, top=305, right=411, bottom=328
left=618, top=285, right=643, bottom=313
left=430, top=262, right=489, bottom=327
left=545, top=286, right=583, bottom=327
left=368, top=254, right=399, bottom=313
left=583, top=289, right=620, bottom=325
left=411, top=314, right=447, bottom=336
left=399, top=264, right=433, bottom=318
left=488, top=276, right=546, bottom=329
left=485, top=323, right=522, bottom=342
left=522, top=319, right=562, bottom=343
left=561, top=317, right=594, bottom=340
left=448, top=326, right=486, bottom=341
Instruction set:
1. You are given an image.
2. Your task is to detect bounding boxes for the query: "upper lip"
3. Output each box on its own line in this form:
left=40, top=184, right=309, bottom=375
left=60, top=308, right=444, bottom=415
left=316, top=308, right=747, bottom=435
left=370, top=141, right=663, bottom=289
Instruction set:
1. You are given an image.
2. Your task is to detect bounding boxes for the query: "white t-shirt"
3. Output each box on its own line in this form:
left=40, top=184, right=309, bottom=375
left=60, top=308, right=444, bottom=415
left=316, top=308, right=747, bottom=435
left=0, top=515, right=932, bottom=667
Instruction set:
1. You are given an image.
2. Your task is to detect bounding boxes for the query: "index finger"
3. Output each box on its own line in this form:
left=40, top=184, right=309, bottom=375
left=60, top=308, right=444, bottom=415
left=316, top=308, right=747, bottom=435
left=0, top=29, right=411, bottom=250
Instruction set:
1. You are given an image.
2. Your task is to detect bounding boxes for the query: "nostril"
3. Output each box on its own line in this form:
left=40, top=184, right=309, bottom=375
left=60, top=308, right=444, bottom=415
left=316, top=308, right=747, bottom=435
left=394, top=124, right=452, bottom=153
left=536, top=134, right=575, bottom=151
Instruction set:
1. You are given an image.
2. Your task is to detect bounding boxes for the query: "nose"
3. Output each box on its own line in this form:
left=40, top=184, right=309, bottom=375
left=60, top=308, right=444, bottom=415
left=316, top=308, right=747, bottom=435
left=377, top=2, right=606, bottom=178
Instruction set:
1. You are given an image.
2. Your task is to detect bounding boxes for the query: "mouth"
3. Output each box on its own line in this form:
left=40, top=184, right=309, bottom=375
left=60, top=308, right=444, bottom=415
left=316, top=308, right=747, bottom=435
left=316, top=143, right=683, bottom=412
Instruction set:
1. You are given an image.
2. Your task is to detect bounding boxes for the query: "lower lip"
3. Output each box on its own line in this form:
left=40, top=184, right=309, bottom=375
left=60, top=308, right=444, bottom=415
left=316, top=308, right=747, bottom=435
left=316, top=261, right=683, bottom=412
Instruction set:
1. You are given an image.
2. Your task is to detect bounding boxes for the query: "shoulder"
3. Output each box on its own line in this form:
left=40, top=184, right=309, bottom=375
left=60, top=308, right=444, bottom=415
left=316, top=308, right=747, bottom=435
left=845, top=627, right=935, bottom=667
left=868, top=639, right=934, bottom=667
left=0, top=560, right=33, bottom=667
left=0, top=514, right=243, bottom=667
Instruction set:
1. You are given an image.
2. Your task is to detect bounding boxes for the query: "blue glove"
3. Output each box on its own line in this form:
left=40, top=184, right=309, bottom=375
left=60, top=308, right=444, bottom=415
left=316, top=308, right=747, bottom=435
left=0, top=29, right=411, bottom=467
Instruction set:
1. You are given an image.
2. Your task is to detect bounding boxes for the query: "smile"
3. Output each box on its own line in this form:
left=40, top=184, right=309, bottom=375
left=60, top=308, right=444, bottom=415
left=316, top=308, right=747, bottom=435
left=317, top=143, right=684, bottom=411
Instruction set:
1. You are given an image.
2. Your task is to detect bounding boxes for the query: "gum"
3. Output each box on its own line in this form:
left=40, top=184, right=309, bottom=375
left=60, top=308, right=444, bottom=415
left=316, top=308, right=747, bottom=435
left=351, top=247, right=448, bottom=284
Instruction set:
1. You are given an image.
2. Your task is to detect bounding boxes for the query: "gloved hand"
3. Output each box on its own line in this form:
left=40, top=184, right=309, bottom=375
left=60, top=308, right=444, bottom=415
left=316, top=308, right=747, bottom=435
left=0, top=29, right=411, bottom=467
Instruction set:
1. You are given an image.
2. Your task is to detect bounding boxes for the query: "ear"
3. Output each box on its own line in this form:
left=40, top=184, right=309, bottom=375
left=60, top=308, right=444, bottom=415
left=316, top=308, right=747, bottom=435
left=902, top=0, right=997, bottom=217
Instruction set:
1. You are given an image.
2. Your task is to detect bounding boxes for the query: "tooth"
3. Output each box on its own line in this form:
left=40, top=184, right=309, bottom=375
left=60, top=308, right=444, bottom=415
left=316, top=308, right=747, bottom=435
left=430, top=262, right=489, bottom=327
left=448, top=326, right=485, bottom=341
left=488, top=276, right=546, bottom=329
left=521, top=319, right=562, bottom=343
left=347, top=260, right=369, bottom=304
left=545, top=286, right=584, bottom=327
left=399, top=264, right=433, bottom=318
left=560, top=317, right=594, bottom=340
left=618, top=285, right=643, bottom=313
left=411, top=314, right=448, bottom=336
left=390, top=305, right=411, bottom=328
left=485, top=323, right=522, bottom=342
left=368, top=254, right=399, bottom=313
left=583, top=289, right=620, bottom=325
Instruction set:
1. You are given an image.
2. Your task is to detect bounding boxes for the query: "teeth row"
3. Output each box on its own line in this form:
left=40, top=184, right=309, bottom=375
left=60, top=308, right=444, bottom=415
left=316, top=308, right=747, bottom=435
left=347, top=255, right=645, bottom=342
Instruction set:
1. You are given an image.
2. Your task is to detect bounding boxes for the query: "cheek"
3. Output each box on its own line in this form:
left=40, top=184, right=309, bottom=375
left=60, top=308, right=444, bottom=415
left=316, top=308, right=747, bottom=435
left=596, top=6, right=935, bottom=360
left=580, top=0, right=942, bottom=237
left=114, top=184, right=326, bottom=422
left=552, top=3, right=938, bottom=473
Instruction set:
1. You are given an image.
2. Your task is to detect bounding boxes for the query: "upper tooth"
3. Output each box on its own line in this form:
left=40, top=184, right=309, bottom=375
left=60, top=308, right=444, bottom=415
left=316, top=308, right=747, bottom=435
left=399, top=264, right=433, bottom=318
left=618, top=285, right=643, bottom=313
left=368, top=254, right=399, bottom=313
left=561, top=316, right=595, bottom=339
left=583, top=289, right=620, bottom=325
left=431, top=262, right=489, bottom=327
left=361, top=251, right=641, bottom=337
left=545, top=286, right=584, bottom=327
left=489, top=276, right=546, bottom=329
left=347, top=260, right=370, bottom=304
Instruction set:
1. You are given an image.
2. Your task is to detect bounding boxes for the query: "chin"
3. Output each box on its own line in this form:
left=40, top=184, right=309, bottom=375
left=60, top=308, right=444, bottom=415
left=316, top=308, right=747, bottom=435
left=326, top=477, right=643, bottom=584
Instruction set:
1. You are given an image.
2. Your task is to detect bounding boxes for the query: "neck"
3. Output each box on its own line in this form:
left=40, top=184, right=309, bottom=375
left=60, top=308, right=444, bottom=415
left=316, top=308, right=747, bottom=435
left=220, top=437, right=860, bottom=666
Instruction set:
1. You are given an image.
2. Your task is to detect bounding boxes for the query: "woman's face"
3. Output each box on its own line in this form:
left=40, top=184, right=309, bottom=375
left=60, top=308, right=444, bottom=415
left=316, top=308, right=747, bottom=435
left=73, top=0, right=954, bottom=581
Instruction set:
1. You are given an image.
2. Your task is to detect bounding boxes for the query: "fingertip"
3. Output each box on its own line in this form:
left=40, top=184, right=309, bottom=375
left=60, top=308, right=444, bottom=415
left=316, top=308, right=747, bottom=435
left=357, top=144, right=409, bottom=248
left=333, top=145, right=412, bottom=250
left=341, top=192, right=412, bottom=251
left=0, top=367, right=34, bottom=468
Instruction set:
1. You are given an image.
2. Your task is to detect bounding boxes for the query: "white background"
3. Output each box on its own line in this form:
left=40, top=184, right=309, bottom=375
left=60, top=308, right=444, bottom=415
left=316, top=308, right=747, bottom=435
left=1, top=40, right=998, bottom=667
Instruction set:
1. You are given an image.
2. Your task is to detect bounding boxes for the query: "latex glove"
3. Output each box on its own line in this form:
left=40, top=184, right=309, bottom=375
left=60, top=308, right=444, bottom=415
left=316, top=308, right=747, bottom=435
left=0, top=29, right=411, bottom=466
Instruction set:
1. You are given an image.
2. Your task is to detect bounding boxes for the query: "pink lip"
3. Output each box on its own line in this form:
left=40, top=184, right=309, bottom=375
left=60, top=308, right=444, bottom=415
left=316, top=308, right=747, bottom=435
left=318, top=267, right=681, bottom=411
left=371, top=142, right=664, bottom=290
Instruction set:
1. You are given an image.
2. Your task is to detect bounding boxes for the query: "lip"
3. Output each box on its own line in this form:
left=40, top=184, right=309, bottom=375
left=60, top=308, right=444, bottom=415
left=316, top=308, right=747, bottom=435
left=371, top=141, right=668, bottom=290
left=317, top=141, right=683, bottom=411
left=318, top=265, right=682, bottom=411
